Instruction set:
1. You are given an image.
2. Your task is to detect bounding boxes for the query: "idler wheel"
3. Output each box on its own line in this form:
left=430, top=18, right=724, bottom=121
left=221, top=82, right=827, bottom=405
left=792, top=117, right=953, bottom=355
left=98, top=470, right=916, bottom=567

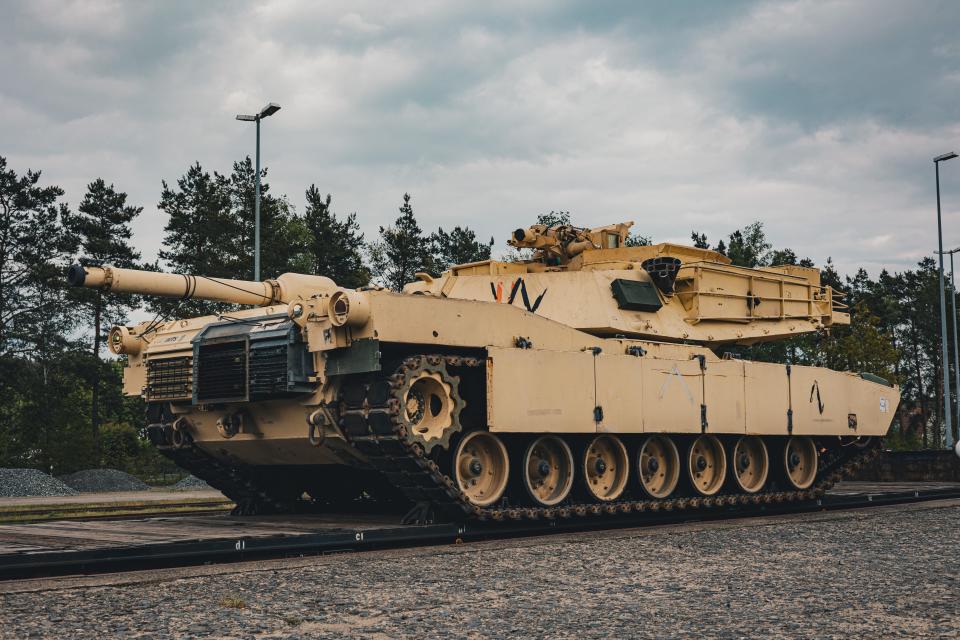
left=687, top=435, right=727, bottom=496
left=582, top=435, right=629, bottom=502
left=783, top=436, right=818, bottom=489
left=731, top=436, right=769, bottom=494
left=523, top=436, right=574, bottom=507
left=637, top=435, right=680, bottom=499
left=453, top=431, right=509, bottom=507
left=396, top=359, right=464, bottom=453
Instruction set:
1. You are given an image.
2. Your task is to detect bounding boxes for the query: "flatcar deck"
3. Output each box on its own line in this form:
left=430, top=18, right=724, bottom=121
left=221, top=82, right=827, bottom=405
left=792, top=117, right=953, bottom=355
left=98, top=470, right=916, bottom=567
left=1, top=481, right=958, bottom=580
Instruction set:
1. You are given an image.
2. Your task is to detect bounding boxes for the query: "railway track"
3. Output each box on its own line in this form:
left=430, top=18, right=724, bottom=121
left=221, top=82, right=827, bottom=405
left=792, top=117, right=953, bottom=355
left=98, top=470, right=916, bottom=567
left=0, top=482, right=957, bottom=581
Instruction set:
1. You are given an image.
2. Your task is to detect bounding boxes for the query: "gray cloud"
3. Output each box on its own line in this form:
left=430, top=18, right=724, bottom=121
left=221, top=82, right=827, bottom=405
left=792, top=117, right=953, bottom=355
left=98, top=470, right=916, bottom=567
left=1, top=0, right=958, bottom=281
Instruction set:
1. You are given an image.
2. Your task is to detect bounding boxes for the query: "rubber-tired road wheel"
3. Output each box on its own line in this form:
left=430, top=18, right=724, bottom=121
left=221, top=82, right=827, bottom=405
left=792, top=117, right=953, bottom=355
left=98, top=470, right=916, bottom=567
left=523, top=436, right=575, bottom=506
left=731, top=435, right=769, bottom=494
left=687, top=434, right=727, bottom=496
left=783, top=436, right=818, bottom=490
left=637, top=435, right=680, bottom=499
left=582, top=435, right=629, bottom=502
left=453, top=431, right=510, bottom=507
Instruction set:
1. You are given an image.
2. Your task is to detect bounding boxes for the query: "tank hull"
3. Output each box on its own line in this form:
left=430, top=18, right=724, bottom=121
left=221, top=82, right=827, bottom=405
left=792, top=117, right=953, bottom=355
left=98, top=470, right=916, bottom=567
left=143, top=294, right=897, bottom=519
left=71, top=231, right=897, bottom=520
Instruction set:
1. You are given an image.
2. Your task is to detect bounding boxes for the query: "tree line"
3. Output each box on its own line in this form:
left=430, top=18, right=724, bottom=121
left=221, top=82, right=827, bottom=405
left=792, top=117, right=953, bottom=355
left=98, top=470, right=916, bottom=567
left=0, top=154, right=947, bottom=476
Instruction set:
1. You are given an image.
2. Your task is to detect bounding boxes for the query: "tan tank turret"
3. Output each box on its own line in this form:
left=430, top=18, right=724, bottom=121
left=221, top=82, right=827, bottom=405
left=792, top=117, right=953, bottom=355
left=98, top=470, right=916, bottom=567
left=68, top=219, right=897, bottom=522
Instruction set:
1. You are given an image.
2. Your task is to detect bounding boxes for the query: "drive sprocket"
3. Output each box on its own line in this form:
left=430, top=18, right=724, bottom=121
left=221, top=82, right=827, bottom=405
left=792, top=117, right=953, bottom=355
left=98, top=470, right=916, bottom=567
left=392, top=356, right=465, bottom=453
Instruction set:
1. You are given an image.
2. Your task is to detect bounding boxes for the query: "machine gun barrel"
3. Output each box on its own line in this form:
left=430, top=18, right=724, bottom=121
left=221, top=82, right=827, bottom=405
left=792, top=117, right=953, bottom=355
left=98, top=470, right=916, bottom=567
left=68, top=263, right=284, bottom=306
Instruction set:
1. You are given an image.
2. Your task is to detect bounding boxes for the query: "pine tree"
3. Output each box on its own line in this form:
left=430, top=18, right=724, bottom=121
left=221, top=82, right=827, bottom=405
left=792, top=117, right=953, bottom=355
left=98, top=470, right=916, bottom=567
left=430, top=226, right=491, bottom=272
left=821, top=302, right=900, bottom=383
left=300, top=186, right=370, bottom=287
left=156, top=162, right=237, bottom=316
left=0, top=156, right=81, bottom=468
left=228, top=156, right=300, bottom=280
left=369, top=193, right=433, bottom=291
left=65, top=178, right=142, bottom=450
left=691, top=231, right=710, bottom=249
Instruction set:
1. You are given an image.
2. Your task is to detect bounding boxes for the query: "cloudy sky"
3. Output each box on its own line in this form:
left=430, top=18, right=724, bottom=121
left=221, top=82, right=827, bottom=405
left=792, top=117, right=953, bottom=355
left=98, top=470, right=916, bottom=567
left=2, top=0, right=959, bottom=277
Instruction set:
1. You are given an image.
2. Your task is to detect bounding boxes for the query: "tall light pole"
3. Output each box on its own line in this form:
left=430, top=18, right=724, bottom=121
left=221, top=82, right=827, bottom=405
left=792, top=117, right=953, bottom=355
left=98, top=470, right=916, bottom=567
left=236, top=102, right=281, bottom=281
left=938, top=247, right=960, bottom=448
left=950, top=249, right=960, bottom=447
left=935, top=151, right=957, bottom=449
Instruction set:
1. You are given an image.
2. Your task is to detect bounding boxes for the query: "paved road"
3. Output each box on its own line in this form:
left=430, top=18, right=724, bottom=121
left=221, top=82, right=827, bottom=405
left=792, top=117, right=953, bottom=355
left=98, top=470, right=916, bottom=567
left=1, top=501, right=958, bottom=639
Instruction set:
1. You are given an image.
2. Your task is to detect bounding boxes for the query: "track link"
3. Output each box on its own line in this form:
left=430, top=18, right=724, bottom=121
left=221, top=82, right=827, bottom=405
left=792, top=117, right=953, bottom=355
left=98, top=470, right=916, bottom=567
left=339, top=354, right=881, bottom=522
left=147, top=425, right=293, bottom=515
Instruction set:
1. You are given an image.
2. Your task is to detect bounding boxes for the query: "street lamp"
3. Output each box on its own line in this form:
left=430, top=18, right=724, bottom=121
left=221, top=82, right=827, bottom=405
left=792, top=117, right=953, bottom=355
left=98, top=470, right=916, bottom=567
left=236, top=102, right=281, bottom=281
left=934, top=151, right=957, bottom=450
left=938, top=247, right=960, bottom=447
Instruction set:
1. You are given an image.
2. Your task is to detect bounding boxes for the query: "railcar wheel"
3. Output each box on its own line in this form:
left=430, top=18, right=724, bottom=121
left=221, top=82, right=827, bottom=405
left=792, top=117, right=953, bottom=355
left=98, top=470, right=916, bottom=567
left=687, top=435, right=727, bottom=496
left=453, top=431, right=509, bottom=507
left=582, top=435, right=629, bottom=502
left=731, top=436, right=768, bottom=493
left=637, top=435, right=680, bottom=499
left=783, top=436, right=818, bottom=489
left=523, top=436, right=575, bottom=506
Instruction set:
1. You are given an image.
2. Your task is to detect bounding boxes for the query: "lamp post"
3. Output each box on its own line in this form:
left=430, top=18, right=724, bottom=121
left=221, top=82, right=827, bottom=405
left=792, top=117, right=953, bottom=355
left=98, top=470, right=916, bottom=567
left=236, top=102, right=281, bottom=281
left=950, top=249, right=960, bottom=447
left=938, top=247, right=960, bottom=448
left=935, top=151, right=957, bottom=449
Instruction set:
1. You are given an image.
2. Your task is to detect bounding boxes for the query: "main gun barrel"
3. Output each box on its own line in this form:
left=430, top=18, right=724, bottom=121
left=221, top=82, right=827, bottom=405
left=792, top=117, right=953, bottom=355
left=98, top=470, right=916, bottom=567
left=67, top=263, right=337, bottom=306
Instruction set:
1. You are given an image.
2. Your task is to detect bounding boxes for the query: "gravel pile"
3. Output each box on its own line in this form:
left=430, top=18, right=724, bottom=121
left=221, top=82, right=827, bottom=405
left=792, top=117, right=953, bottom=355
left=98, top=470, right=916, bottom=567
left=0, top=468, right=78, bottom=497
left=173, top=475, right=211, bottom=490
left=59, top=469, right=150, bottom=493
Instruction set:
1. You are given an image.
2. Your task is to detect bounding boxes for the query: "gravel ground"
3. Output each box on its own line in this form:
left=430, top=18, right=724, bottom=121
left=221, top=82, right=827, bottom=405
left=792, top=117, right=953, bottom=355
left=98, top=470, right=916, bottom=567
left=1, top=503, right=959, bottom=639
left=173, top=475, right=211, bottom=490
left=59, top=469, right=150, bottom=493
left=0, top=468, right=78, bottom=497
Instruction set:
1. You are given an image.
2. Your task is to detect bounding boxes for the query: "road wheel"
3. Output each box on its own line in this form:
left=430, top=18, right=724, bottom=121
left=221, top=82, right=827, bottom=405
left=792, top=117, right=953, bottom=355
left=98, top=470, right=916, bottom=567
left=453, top=431, right=510, bottom=507
left=523, top=436, right=575, bottom=506
left=637, top=435, right=680, bottom=499
left=687, top=434, right=727, bottom=496
left=783, top=436, right=818, bottom=489
left=731, top=436, right=768, bottom=493
left=582, top=435, right=629, bottom=502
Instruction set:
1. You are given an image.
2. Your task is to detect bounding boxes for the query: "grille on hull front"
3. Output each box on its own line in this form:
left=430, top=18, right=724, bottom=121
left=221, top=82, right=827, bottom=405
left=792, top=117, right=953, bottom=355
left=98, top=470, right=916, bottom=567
left=249, top=345, right=288, bottom=399
left=195, top=341, right=248, bottom=403
left=145, top=356, right=193, bottom=401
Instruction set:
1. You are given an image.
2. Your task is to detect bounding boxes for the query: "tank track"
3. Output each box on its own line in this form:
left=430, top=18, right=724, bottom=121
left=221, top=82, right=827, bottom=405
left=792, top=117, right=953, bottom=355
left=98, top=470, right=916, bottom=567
left=147, top=426, right=293, bottom=515
left=339, top=354, right=882, bottom=523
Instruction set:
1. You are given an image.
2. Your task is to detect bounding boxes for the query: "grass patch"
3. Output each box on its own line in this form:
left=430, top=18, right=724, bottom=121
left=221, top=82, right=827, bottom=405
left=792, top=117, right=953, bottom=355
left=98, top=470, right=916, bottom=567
left=219, top=597, right=247, bottom=609
left=0, top=499, right=233, bottom=524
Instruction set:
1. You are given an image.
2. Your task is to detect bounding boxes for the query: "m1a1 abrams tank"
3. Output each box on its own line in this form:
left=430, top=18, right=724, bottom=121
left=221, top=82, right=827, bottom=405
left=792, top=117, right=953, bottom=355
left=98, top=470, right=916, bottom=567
left=68, top=220, right=899, bottom=522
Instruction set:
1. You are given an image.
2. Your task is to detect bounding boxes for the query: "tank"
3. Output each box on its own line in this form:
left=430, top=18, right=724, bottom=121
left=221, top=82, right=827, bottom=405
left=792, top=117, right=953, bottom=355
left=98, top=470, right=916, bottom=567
left=68, top=221, right=899, bottom=521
